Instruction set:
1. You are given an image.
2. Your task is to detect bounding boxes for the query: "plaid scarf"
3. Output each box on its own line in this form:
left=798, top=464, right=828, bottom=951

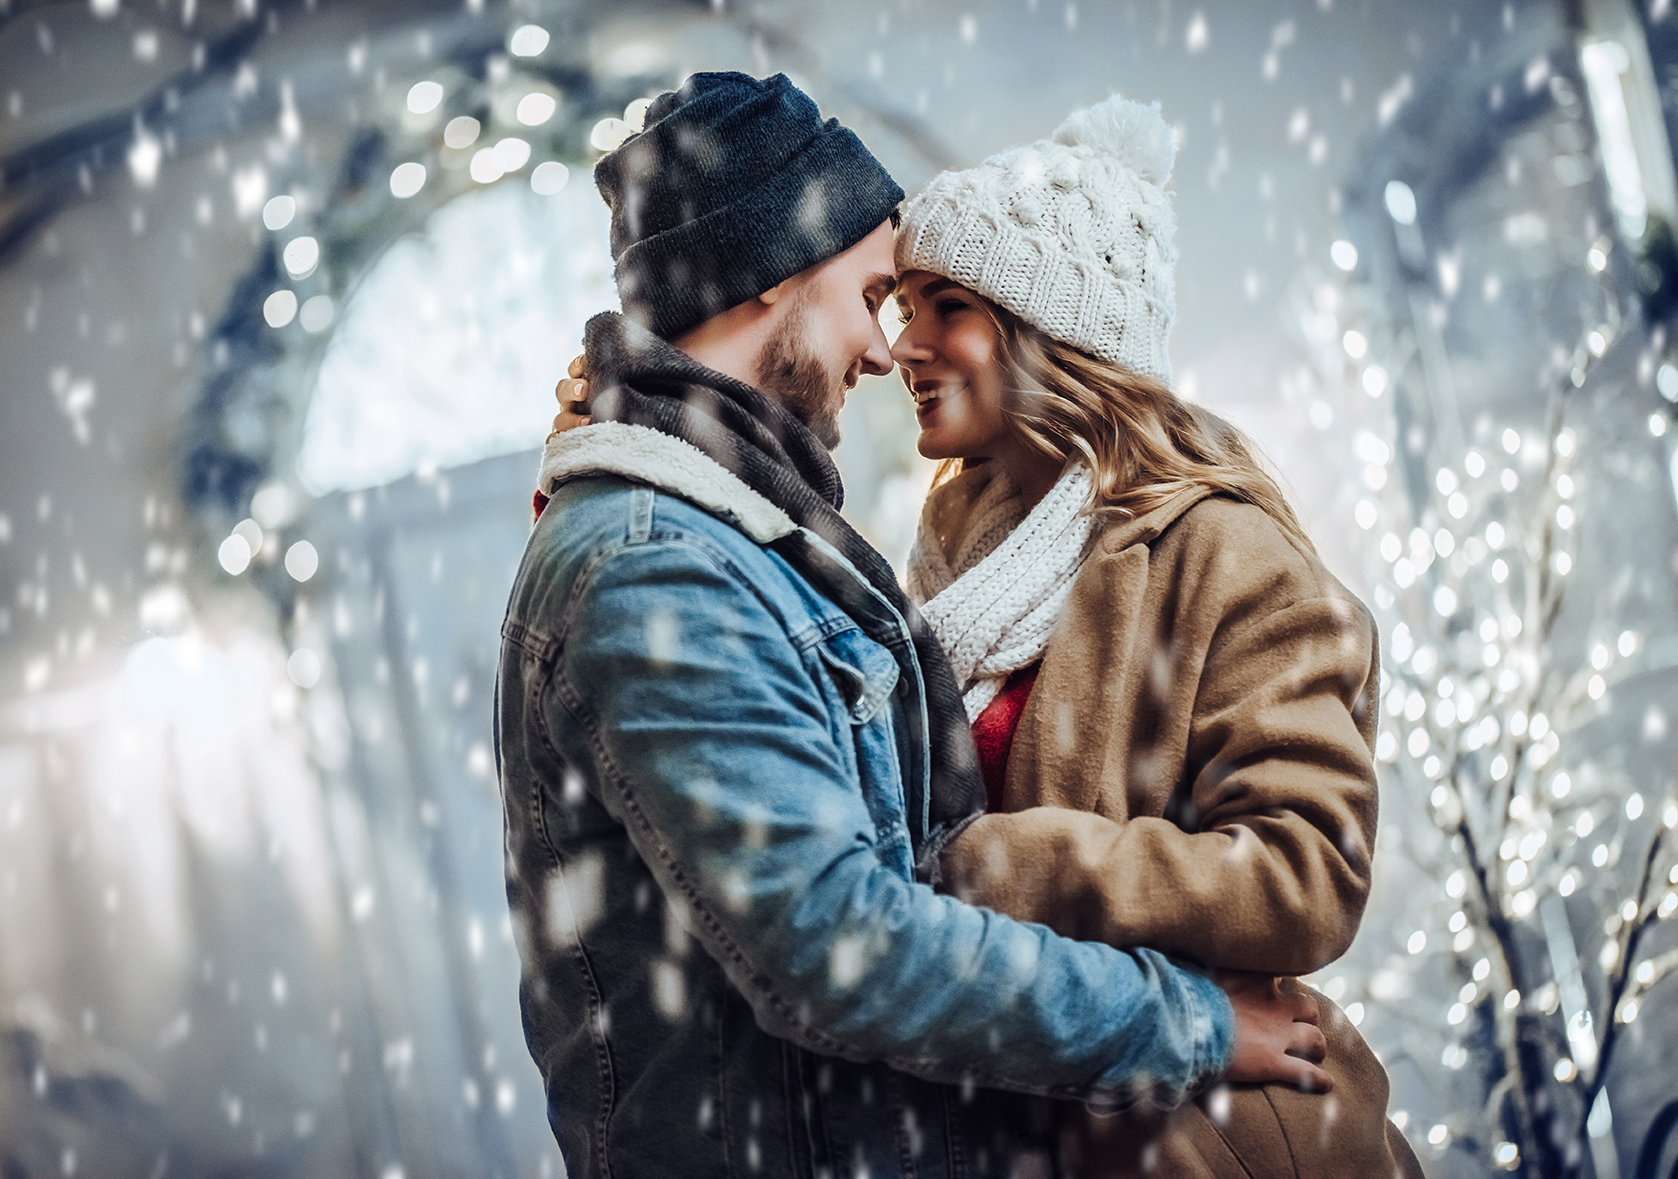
left=576, top=312, right=984, bottom=872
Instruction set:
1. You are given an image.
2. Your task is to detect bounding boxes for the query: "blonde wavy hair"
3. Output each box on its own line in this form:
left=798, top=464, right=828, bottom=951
left=935, top=297, right=1316, bottom=557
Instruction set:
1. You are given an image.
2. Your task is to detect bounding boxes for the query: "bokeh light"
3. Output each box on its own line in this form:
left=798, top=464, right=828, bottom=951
left=406, top=80, right=444, bottom=115
left=284, top=540, right=319, bottom=582
left=262, top=289, right=298, bottom=328
left=530, top=161, right=569, bottom=195
left=286, top=646, right=321, bottom=688
left=217, top=534, right=251, bottom=575
left=492, top=137, right=531, bottom=172
left=389, top=161, right=427, bottom=198
left=443, top=115, right=482, bottom=149
left=516, top=92, right=557, bottom=126
left=282, top=235, right=320, bottom=278
left=299, top=294, right=335, bottom=333
left=261, top=193, right=296, bottom=231
left=589, top=117, right=633, bottom=152
left=508, top=24, right=549, bottom=56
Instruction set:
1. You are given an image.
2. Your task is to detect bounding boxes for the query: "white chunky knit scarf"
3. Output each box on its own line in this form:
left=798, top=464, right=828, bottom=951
left=908, top=463, right=1095, bottom=721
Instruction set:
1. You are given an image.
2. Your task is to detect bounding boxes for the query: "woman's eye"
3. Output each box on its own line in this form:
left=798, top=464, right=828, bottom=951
left=935, top=298, right=967, bottom=316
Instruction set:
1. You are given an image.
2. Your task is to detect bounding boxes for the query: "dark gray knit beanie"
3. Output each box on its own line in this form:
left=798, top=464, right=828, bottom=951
left=594, top=72, right=904, bottom=340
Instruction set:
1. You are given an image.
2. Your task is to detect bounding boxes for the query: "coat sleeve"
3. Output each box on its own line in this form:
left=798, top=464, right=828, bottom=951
left=553, top=533, right=1234, bottom=1107
left=941, top=518, right=1380, bottom=977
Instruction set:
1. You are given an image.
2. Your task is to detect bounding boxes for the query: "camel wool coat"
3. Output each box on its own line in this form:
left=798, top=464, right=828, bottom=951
left=929, top=471, right=1423, bottom=1179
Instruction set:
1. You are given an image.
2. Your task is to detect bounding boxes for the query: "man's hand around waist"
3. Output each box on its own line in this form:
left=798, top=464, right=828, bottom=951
left=1216, top=971, right=1332, bottom=1092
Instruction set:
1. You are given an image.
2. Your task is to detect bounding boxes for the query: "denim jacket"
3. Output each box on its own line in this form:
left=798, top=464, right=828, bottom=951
left=495, top=424, right=1233, bottom=1179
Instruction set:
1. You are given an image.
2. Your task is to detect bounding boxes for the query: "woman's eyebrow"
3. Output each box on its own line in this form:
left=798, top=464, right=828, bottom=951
left=916, top=277, right=963, bottom=297
left=893, top=277, right=962, bottom=307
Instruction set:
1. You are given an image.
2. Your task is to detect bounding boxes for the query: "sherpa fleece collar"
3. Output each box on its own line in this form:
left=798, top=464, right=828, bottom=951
left=537, top=422, right=796, bottom=544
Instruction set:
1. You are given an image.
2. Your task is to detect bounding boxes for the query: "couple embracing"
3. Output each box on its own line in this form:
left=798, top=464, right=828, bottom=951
left=496, top=71, right=1424, bottom=1178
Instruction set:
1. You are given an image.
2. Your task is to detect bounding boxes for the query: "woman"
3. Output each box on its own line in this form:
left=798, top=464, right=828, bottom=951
left=887, top=97, right=1421, bottom=1178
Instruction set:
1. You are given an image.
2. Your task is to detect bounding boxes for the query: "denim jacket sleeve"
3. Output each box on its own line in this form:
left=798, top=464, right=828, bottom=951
left=546, top=529, right=1233, bottom=1108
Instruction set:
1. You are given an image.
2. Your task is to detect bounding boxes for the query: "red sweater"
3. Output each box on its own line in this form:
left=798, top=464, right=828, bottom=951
left=970, top=664, right=1040, bottom=814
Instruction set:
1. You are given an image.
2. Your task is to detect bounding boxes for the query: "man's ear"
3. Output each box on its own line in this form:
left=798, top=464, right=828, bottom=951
left=757, top=278, right=791, bottom=307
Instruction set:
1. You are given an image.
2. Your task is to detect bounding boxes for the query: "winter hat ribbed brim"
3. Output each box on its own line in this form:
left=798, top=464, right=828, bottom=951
left=594, top=72, right=904, bottom=341
left=895, top=95, right=1179, bottom=383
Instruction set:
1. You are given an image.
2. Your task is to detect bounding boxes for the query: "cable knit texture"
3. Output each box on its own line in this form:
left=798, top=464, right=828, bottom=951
left=895, top=94, right=1178, bottom=381
left=908, top=463, right=1094, bottom=720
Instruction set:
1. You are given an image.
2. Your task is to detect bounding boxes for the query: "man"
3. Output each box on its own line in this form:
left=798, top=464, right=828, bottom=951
left=496, top=72, right=1325, bottom=1179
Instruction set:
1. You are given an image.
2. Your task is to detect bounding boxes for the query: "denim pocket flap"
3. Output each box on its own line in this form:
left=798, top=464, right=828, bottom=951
left=816, top=631, right=900, bottom=726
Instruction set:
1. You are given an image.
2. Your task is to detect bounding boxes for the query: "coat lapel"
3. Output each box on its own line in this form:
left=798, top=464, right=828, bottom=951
left=1003, top=485, right=1217, bottom=817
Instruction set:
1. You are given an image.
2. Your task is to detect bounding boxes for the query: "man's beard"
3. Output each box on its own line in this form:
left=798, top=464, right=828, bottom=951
left=753, top=294, right=845, bottom=449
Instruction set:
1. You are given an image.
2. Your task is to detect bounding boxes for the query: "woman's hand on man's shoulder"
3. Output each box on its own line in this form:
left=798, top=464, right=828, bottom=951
left=547, top=352, right=591, bottom=441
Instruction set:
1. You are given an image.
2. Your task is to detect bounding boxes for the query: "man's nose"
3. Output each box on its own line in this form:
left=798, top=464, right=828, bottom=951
left=859, top=317, right=894, bottom=378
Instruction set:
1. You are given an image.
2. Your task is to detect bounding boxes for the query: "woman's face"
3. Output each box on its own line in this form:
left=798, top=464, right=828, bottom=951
left=889, top=270, right=1012, bottom=461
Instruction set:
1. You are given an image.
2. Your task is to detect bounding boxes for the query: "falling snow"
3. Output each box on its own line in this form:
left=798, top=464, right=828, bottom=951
left=3, top=1, right=1677, bottom=1177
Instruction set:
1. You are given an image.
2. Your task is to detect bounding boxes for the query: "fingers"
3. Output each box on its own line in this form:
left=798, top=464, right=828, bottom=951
left=1278, top=1054, right=1334, bottom=1094
left=1219, top=973, right=1337, bottom=1094
left=1286, top=1020, right=1328, bottom=1066
left=554, top=376, right=587, bottom=406
left=567, top=352, right=587, bottom=379
left=549, top=407, right=591, bottom=437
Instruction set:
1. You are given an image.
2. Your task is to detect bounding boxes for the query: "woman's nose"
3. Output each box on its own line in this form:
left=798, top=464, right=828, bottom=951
left=889, top=326, right=930, bottom=366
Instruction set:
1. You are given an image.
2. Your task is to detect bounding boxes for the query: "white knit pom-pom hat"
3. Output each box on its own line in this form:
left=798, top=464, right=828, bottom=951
left=895, top=94, right=1179, bottom=383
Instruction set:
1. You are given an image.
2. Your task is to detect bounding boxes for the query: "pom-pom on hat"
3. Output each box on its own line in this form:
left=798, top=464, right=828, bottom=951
left=595, top=72, right=904, bottom=341
left=895, top=94, right=1179, bottom=382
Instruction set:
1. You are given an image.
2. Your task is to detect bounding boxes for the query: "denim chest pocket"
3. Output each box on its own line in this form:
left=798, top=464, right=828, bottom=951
left=814, top=627, right=901, bottom=726
left=812, top=626, right=912, bottom=876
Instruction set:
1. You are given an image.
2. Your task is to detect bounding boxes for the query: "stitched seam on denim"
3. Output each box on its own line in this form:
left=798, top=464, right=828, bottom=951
left=628, top=485, right=654, bottom=543
left=814, top=646, right=869, bottom=723
left=788, top=613, right=859, bottom=651
left=501, top=617, right=558, bottom=663
left=888, top=1074, right=919, bottom=1179
left=815, top=642, right=899, bottom=727
left=777, top=1041, right=806, bottom=1179
left=787, top=526, right=934, bottom=838
left=529, top=527, right=765, bottom=661
left=1202, top=981, right=1236, bottom=1083
left=526, top=662, right=618, bottom=1179
left=717, top=994, right=735, bottom=1177
left=940, top=1086, right=967, bottom=1179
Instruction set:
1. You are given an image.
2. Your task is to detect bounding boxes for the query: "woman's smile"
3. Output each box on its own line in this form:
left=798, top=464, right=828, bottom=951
left=912, top=378, right=959, bottom=422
